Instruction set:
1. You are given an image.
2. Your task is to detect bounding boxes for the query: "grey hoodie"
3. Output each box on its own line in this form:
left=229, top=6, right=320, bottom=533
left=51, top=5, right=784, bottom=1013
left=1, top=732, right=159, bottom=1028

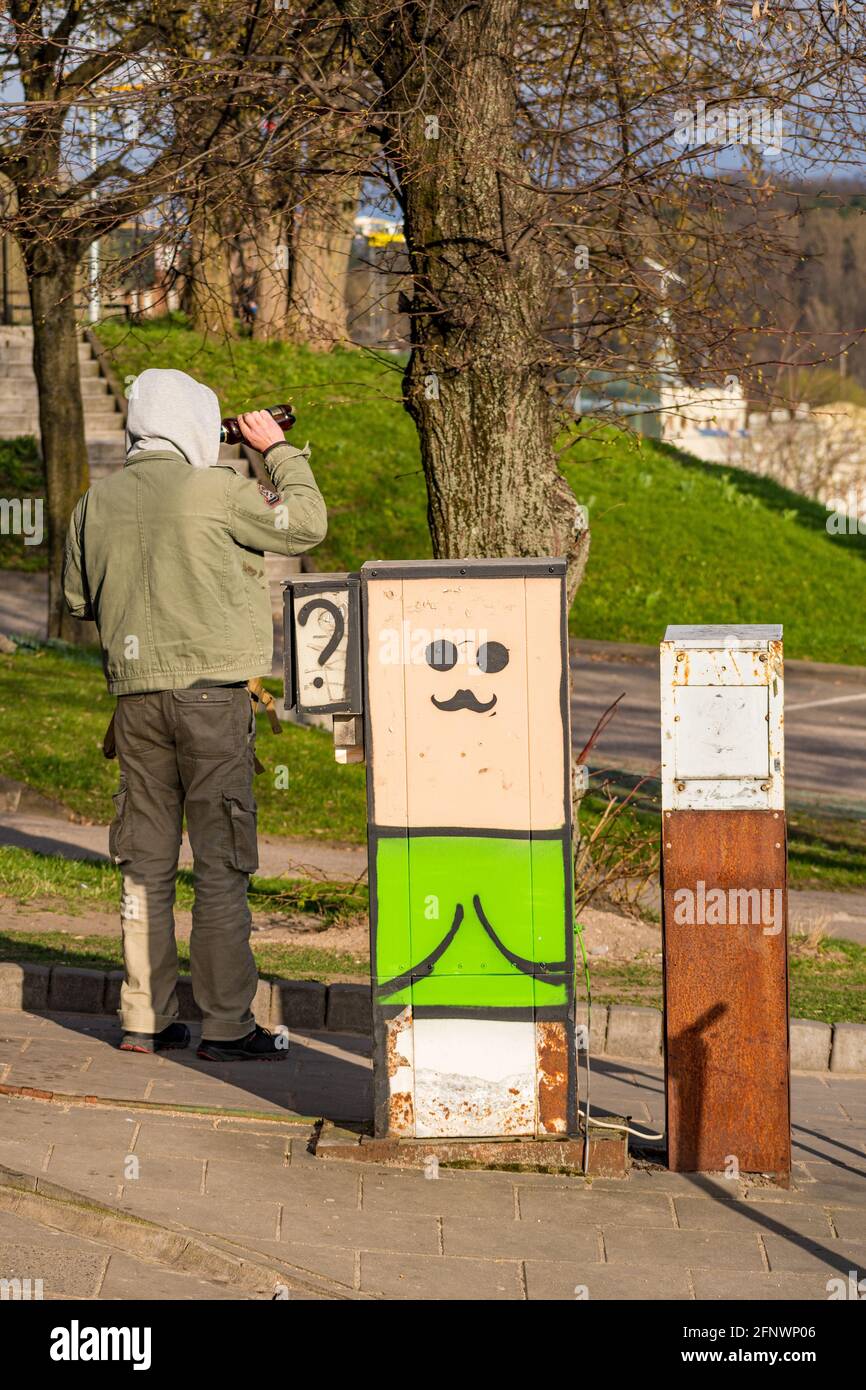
left=125, top=367, right=222, bottom=470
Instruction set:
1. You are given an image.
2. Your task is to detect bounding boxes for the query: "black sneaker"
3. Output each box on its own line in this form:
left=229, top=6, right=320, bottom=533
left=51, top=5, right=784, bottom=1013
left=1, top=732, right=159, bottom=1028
left=197, top=1025, right=287, bottom=1062
left=120, top=1022, right=190, bottom=1054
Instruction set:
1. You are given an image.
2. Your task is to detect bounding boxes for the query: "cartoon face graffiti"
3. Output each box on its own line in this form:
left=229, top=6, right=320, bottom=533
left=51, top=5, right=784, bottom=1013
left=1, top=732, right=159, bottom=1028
left=365, top=564, right=571, bottom=991
left=426, top=637, right=509, bottom=713
left=359, top=562, right=575, bottom=1138
left=367, top=573, right=567, bottom=831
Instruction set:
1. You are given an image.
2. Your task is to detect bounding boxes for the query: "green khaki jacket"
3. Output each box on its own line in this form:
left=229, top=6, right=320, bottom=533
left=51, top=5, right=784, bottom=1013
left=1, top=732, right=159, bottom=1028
left=63, top=442, right=327, bottom=694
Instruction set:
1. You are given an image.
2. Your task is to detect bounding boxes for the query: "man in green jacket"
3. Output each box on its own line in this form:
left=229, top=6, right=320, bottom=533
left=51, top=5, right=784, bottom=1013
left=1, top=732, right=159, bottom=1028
left=63, top=368, right=327, bottom=1060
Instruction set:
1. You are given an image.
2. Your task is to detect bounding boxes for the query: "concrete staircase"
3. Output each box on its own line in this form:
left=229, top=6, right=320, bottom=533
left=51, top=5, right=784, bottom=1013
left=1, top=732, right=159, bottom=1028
left=0, top=324, right=250, bottom=482
left=0, top=324, right=125, bottom=476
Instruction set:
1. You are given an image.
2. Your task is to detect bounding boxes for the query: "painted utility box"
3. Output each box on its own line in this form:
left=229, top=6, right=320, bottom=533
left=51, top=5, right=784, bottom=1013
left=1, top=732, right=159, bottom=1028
left=282, top=573, right=361, bottom=719
left=285, top=559, right=577, bottom=1140
left=660, top=625, right=790, bottom=1177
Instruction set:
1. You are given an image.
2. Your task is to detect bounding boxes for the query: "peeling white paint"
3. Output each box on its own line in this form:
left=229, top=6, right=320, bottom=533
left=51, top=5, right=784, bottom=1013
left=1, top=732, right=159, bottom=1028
left=411, top=1018, right=537, bottom=1138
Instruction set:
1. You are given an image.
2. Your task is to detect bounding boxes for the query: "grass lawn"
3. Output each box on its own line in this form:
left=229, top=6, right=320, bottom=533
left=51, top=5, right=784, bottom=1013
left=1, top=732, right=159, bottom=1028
left=0, top=436, right=46, bottom=572
left=3, top=641, right=862, bottom=891
left=576, top=935, right=866, bottom=1025
left=580, top=784, right=866, bottom=895
left=0, top=844, right=367, bottom=923
left=788, top=811, right=866, bottom=890
left=2, top=640, right=865, bottom=887
left=0, top=930, right=367, bottom=982
left=90, top=315, right=866, bottom=665
left=0, top=643, right=367, bottom=841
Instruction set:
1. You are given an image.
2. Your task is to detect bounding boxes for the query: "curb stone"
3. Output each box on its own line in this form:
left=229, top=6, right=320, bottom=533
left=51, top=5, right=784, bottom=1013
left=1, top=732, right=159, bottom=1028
left=790, top=1017, right=833, bottom=1072
left=575, top=1001, right=608, bottom=1054
left=271, top=978, right=327, bottom=1030
left=325, top=982, right=373, bottom=1034
left=0, top=1162, right=364, bottom=1300
left=47, top=965, right=106, bottom=1014
left=830, top=1023, right=866, bottom=1074
left=606, top=1004, right=663, bottom=1061
left=0, top=961, right=49, bottom=1010
left=0, top=962, right=863, bottom=1072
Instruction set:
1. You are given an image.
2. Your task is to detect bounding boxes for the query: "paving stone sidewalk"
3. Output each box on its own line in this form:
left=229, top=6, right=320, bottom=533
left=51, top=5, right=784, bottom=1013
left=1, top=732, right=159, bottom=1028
left=0, top=1007, right=864, bottom=1301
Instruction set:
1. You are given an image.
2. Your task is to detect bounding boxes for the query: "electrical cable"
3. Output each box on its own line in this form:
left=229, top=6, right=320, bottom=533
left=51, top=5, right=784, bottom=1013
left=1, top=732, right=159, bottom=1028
left=574, top=919, right=665, bottom=1166
left=578, top=1108, right=665, bottom=1141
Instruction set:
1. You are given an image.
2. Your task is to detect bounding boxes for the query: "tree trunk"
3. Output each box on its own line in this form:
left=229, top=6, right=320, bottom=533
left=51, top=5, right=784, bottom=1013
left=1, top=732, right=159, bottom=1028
left=360, top=0, right=589, bottom=597
left=285, top=175, right=359, bottom=350
left=252, top=204, right=290, bottom=342
left=187, top=203, right=235, bottom=338
left=27, top=252, right=89, bottom=641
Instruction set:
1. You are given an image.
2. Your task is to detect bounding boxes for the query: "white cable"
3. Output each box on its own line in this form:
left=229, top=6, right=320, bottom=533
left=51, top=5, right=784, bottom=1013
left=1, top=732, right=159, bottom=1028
left=578, top=1106, right=664, bottom=1142
left=575, top=920, right=665, bottom=1152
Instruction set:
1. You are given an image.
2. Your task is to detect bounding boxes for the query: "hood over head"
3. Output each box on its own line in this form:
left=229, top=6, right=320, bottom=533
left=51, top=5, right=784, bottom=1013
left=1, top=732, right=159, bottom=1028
left=125, top=368, right=222, bottom=470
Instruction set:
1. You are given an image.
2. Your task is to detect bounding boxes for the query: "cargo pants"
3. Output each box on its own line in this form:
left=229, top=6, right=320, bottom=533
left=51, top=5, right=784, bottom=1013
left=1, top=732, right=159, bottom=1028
left=110, top=687, right=259, bottom=1040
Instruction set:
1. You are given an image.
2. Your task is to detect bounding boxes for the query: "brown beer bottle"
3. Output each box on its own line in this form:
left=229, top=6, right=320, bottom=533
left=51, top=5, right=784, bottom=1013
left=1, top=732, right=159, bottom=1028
left=220, top=403, right=295, bottom=445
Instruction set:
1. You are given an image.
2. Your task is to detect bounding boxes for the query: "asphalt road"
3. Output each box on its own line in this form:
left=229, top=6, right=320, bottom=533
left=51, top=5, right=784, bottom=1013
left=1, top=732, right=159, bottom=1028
left=571, top=639, right=866, bottom=814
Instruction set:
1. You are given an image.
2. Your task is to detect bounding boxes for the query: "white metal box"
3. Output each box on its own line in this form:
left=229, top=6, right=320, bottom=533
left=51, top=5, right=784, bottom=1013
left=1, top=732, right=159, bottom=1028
left=660, top=624, right=784, bottom=811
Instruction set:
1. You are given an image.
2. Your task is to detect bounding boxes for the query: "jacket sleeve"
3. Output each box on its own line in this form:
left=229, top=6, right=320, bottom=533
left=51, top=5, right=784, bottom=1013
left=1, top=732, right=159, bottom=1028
left=62, top=496, right=94, bottom=620
left=226, top=441, right=327, bottom=555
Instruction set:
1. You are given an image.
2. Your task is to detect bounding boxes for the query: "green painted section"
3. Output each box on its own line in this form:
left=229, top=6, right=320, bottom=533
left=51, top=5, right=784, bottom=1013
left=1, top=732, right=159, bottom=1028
left=373, top=832, right=570, bottom=1009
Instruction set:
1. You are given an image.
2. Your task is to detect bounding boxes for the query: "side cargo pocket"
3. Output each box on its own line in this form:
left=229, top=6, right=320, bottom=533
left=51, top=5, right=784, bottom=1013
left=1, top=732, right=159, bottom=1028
left=108, top=779, right=132, bottom=864
left=223, top=789, right=259, bottom=873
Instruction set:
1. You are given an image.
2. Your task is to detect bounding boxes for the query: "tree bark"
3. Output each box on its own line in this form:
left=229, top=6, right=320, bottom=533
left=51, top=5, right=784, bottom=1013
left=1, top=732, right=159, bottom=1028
left=26, top=250, right=89, bottom=641
left=347, top=0, right=589, bottom=597
left=252, top=203, right=290, bottom=342
left=284, top=174, right=359, bottom=350
left=187, top=203, right=235, bottom=337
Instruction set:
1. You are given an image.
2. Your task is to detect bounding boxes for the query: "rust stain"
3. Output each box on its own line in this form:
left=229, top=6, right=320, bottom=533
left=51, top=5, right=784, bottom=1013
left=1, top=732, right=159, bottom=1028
left=536, top=1020, right=568, bottom=1135
left=385, top=1010, right=415, bottom=1137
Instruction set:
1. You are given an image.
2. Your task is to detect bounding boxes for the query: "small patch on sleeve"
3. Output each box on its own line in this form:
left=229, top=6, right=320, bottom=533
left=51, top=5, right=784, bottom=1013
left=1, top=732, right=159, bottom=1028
left=257, top=484, right=281, bottom=508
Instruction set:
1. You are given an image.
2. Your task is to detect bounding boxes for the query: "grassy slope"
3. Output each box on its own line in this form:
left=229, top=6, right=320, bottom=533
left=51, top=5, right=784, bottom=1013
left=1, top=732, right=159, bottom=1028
left=5, top=317, right=865, bottom=662
left=562, top=431, right=866, bottom=666
left=94, top=316, right=866, bottom=665
left=96, top=317, right=428, bottom=575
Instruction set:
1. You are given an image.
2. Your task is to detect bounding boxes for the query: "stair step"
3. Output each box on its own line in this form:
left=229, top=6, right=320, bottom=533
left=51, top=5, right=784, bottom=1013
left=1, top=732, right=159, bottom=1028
left=0, top=346, right=94, bottom=364
left=0, top=358, right=102, bottom=379
left=0, top=378, right=110, bottom=399
left=0, top=364, right=36, bottom=379
left=0, top=406, right=122, bottom=423
left=0, top=418, right=123, bottom=436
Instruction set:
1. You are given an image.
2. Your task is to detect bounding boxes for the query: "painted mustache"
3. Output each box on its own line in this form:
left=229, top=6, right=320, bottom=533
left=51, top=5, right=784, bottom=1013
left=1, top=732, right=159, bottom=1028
left=431, top=689, right=497, bottom=714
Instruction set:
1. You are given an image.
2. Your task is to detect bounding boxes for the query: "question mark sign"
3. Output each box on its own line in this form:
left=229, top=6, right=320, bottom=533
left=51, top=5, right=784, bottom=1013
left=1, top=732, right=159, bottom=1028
left=297, top=599, right=345, bottom=689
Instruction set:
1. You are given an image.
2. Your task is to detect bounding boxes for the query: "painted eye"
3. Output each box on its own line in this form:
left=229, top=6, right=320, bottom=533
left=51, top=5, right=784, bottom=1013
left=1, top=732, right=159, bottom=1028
left=477, top=641, right=509, bottom=673
left=425, top=639, right=458, bottom=671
